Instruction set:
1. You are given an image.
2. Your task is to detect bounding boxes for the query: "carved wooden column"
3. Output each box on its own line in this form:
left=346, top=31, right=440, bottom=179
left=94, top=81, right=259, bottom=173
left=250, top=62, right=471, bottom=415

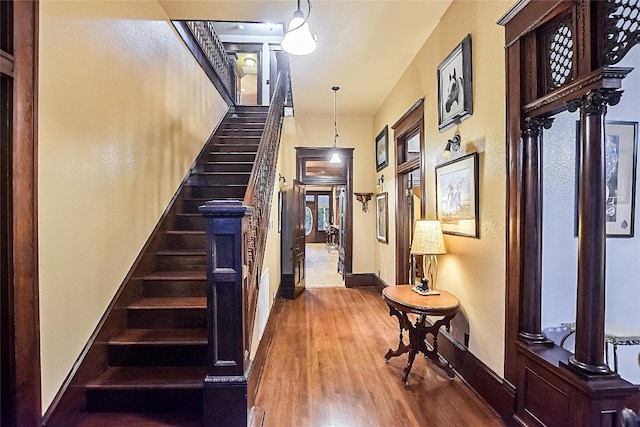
left=200, top=200, right=253, bottom=426
left=519, top=117, right=553, bottom=343
left=566, top=89, right=622, bottom=375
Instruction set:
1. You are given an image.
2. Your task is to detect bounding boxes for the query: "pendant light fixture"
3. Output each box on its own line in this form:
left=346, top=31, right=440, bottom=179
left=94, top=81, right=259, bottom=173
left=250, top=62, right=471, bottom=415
left=281, top=0, right=317, bottom=56
left=330, top=86, right=342, bottom=164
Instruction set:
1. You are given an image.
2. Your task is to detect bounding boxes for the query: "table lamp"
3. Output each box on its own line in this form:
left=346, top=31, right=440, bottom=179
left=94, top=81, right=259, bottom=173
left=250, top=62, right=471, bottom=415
left=410, top=219, right=447, bottom=295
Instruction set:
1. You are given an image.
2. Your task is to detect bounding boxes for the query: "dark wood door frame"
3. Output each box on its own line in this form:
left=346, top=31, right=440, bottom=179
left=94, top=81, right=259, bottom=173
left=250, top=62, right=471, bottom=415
left=392, top=99, right=425, bottom=286
left=2, top=1, right=41, bottom=426
left=295, top=147, right=354, bottom=285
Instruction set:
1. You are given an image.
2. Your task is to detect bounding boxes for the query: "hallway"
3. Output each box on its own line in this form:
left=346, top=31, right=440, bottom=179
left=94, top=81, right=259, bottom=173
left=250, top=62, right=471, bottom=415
left=305, top=243, right=344, bottom=288
left=255, top=287, right=504, bottom=427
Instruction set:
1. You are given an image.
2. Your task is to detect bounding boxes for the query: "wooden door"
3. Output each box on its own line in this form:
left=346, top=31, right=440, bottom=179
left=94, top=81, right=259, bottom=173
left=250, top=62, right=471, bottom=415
left=280, top=181, right=306, bottom=299
left=292, top=181, right=306, bottom=294
left=305, top=191, right=333, bottom=244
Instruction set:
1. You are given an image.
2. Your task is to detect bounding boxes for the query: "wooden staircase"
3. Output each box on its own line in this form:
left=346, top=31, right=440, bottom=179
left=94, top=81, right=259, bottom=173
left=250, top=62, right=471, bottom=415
left=75, top=106, right=269, bottom=426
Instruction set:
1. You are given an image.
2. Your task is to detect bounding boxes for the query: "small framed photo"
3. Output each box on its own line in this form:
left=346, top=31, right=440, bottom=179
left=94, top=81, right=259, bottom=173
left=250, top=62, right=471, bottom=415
left=575, top=121, right=638, bottom=237
left=437, top=34, right=473, bottom=132
left=375, top=125, right=389, bottom=172
left=435, top=152, right=479, bottom=237
left=376, top=192, right=389, bottom=243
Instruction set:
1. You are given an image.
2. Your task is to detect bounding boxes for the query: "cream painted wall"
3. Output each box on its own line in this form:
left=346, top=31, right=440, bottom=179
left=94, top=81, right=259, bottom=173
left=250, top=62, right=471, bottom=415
left=278, top=115, right=376, bottom=273
left=38, top=0, right=227, bottom=411
left=373, top=0, right=512, bottom=376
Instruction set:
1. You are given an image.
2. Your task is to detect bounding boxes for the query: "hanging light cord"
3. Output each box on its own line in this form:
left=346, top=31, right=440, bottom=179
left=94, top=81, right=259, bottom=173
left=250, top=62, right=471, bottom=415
left=287, top=0, right=313, bottom=34
left=333, top=86, right=339, bottom=148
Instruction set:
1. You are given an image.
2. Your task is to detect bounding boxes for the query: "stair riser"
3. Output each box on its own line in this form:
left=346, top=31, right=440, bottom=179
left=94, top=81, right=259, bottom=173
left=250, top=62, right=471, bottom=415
left=156, top=255, right=206, bottom=271
left=108, top=344, right=207, bottom=367
left=174, top=215, right=207, bottom=230
left=232, top=105, right=269, bottom=113
left=207, top=153, right=256, bottom=163
left=210, top=145, right=258, bottom=153
left=183, top=186, right=246, bottom=200
left=166, top=233, right=206, bottom=249
left=186, top=174, right=250, bottom=186
left=85, top=389, right=202, bottom=413
left=127, top=308, right=206, bottom=329
left=195, top=163, right=253, bottom=173
left=225, top=116, right=267, bottom=124
left=216, top=136, right=262, bottom=144
left=142, top=280, right=206, bottom=298
left=218, top=130, right=263, bottom=137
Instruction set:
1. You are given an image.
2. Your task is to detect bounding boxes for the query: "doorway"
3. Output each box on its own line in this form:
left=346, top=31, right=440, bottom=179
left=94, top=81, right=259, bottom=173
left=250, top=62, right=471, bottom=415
left=295, top=147, right=354, bottom=287
left=392, top=99, right=425, bottom=286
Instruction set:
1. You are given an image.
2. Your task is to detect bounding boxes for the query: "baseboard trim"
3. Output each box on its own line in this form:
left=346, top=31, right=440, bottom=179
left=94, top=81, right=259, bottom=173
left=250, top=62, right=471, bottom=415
left=247, top=296, right=283, bottom=406
left=345, top=273, right=387, bottom=290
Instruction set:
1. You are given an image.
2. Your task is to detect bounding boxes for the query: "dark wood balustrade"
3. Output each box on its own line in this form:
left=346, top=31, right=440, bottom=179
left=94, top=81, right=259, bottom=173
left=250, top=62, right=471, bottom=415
left=198, top=51, right=289, bottom=426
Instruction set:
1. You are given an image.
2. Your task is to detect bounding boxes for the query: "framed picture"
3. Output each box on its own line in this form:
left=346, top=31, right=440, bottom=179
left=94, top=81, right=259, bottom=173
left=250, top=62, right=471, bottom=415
left=375, top=125, right=389, bottom=172
left=376, top=192, right=389, bottom=243
left=575, top=121, right=638, bottom=237
left=435, top=152, right=479, bottom=237
left=437, top=34, right=473, bottom=132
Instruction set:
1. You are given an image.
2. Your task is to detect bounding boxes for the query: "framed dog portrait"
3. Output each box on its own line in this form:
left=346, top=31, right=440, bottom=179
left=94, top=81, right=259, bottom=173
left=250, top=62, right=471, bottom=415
left=437, top=34, right=473, bottom=132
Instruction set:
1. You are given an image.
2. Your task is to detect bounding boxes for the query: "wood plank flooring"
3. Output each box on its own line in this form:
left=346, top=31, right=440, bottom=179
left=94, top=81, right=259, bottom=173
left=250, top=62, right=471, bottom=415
left=255, top=287, right=505, bottom=427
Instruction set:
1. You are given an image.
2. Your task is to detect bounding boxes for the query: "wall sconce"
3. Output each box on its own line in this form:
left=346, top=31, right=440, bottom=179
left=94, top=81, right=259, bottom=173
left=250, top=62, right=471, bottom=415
left=376, top=174, right=385, bottom=190
left=278, top=174, right=287, bottom=190
left=354, top=192, right=373, bottom=213
left=442, top=133, right=461, bottom=159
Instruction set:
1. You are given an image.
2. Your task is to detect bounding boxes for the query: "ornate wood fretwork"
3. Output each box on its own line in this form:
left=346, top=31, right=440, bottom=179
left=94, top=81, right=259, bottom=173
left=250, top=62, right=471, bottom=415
left=242, top=52, right=289, bottom=353
left=546, top=16, right=575, bottom=90
left=605, top=0, right=640, bottom=65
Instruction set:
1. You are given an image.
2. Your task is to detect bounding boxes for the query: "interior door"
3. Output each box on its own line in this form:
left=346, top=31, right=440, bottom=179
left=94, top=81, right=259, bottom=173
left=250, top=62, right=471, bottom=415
left=292, top=181, right=306, bottom=295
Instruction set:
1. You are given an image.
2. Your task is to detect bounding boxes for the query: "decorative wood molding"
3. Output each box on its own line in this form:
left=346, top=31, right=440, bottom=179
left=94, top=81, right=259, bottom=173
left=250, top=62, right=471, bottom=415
left=522, top=67, right=632, bottom=117
left=11, top=1, right=42, bottom=425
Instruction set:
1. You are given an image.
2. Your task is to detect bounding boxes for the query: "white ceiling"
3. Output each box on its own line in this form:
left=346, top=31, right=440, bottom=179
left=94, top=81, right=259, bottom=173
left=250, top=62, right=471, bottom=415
left=159, top=1, right=453, bottom=116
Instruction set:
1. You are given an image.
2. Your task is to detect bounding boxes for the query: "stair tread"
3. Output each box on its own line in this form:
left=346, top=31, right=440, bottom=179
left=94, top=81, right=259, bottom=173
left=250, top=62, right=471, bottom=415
left=155, top=250, right=206, bottom=256
left=165, top=230, right=206, bottom=235
left=76, top=412, right=202, bottom=427
left=143, top=271, right=206, bottom=281
left=86, top=367, right=207, bottom=389
left=110, top=328, right=207, bottom=345
left=128, top=297, right=206, bottom=309
left=193, top=171, right=251, bottom=175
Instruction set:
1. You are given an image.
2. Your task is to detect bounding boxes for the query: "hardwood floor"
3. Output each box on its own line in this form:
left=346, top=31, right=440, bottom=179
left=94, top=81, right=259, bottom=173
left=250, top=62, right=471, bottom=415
left=255, top=287, right=505, bottom=427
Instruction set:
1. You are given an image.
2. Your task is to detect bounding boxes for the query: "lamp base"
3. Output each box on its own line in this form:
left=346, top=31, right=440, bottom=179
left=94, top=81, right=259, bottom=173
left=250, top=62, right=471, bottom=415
left=411, top=286, right=441, bottom=296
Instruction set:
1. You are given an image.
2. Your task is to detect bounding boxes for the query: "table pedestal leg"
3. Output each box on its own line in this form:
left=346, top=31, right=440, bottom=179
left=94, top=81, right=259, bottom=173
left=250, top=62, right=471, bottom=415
left=384, top=306, right=411, bottom=361
left=385, top=305, right=456, bottom=385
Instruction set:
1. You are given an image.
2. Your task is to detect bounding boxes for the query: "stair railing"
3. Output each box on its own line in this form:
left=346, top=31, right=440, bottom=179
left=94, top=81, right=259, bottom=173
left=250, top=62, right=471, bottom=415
left=174, top=20, right=237, bottom=106
left=199, top=51, right=289, bottom=426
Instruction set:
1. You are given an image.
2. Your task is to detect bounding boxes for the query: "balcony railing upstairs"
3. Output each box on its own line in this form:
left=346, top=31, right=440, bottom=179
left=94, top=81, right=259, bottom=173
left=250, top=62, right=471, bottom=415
left=173, top=20, right=237, bottom=106
left=199, top=51, right=289, bottom=426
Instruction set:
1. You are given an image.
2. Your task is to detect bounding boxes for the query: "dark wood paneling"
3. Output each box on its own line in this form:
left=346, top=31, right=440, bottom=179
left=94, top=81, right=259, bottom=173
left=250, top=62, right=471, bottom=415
left=344, top=273, right=387, bottom=292
left=11, top=2, right=41, bottom=426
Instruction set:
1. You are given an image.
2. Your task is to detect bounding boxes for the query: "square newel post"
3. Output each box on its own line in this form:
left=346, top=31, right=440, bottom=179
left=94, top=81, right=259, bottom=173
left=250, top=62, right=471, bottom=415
left=566, top=89, right=622, bottom=375
left=199, top=200, right=253, bottom=427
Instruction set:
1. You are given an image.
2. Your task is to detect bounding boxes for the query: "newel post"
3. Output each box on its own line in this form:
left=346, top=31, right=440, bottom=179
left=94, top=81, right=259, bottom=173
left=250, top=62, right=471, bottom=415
left=199, top=200, right=253, bottom=426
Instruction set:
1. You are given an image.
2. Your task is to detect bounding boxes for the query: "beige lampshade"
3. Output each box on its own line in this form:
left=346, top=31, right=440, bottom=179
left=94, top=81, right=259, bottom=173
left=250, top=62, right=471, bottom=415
left=410, top=219, right=447, bottom=255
